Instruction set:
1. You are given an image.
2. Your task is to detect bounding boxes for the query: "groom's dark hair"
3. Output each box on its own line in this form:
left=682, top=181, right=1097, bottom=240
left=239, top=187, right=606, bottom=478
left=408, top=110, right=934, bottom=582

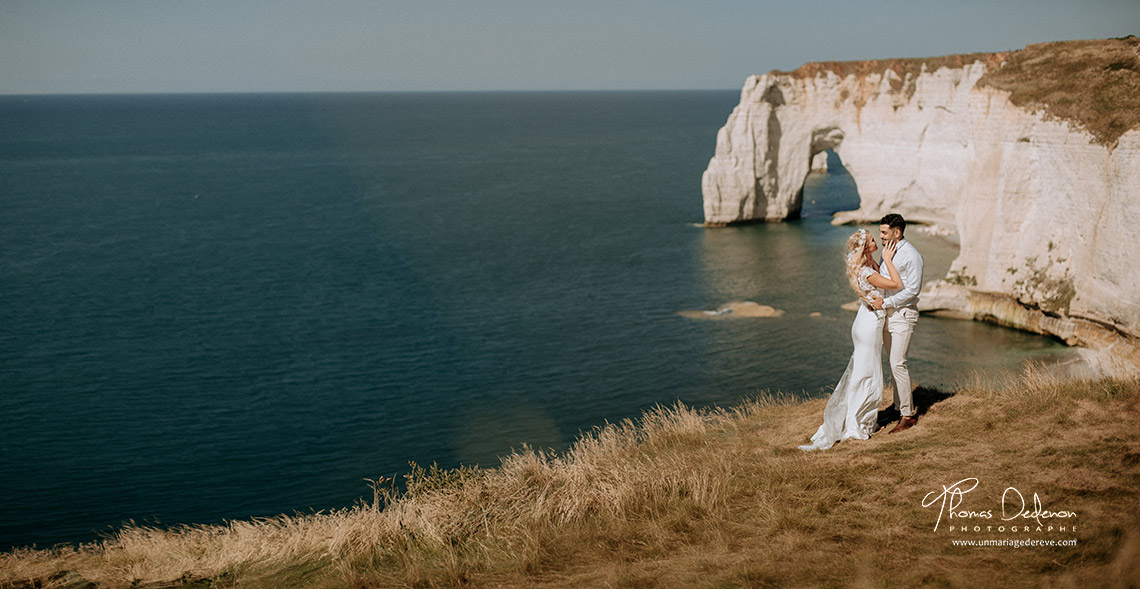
left=880, top=213, right=906, bottom=235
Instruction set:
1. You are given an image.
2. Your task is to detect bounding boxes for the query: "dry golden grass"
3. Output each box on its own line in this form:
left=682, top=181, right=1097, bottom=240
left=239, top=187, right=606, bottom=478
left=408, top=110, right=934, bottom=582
left=779, top=51, right=1009, bottom=96
left=977, top=36, right=1140, bottom=147
left=3, top=368, right=1139, bottom=588
left=775, top=36, right=1140, bottom=147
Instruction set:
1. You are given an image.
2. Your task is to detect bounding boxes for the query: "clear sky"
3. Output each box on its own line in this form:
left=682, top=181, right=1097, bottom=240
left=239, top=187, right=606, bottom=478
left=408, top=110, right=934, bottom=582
left=1, top=0, right=1136, bottom=94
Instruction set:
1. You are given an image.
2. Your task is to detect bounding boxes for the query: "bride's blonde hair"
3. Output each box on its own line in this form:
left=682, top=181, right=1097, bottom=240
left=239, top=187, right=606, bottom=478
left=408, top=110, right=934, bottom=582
left=844, top=229, right=873, bottom=304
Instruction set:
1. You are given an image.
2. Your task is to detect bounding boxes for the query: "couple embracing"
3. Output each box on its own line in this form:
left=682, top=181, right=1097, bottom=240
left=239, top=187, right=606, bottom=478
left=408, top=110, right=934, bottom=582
left=799, top=214, right=924, bottom=452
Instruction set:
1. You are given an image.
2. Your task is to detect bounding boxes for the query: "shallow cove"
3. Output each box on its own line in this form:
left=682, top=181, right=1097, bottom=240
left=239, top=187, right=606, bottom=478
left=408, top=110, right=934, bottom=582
left=0, top=92, right=1078, bottom=550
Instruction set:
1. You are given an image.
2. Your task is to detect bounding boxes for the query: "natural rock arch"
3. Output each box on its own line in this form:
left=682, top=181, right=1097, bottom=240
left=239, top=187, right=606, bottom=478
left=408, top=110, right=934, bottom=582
left=701, top=57, right=1140, bottom=374
left=791, top=126, right=848, bottom=218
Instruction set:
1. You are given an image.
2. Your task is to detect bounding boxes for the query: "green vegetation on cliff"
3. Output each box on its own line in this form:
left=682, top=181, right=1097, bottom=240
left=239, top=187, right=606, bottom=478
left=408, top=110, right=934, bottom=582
left=3, top=369, right=1139, bottom=588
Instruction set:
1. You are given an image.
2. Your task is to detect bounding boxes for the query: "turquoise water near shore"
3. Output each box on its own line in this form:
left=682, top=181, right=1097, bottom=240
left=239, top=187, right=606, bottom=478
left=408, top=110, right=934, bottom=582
left=0, top=92, right=1075, bottom=550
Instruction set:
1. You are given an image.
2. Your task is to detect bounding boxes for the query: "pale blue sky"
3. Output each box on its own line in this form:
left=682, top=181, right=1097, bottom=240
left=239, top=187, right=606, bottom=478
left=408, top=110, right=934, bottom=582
left=1, top=0, right=1136, bottom=94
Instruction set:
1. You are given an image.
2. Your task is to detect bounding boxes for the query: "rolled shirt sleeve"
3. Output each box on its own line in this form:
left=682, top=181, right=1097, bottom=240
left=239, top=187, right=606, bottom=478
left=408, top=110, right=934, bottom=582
left=882, top=243, right=924, bottom=309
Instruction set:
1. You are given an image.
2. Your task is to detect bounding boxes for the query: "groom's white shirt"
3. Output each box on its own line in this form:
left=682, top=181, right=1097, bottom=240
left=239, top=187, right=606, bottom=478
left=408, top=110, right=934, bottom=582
left=879, top=238, right=924, bottom=310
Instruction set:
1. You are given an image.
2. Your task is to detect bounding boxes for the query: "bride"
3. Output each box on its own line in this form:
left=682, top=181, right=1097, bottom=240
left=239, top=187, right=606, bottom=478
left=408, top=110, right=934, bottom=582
left=799, top=229, right=901, bottom=451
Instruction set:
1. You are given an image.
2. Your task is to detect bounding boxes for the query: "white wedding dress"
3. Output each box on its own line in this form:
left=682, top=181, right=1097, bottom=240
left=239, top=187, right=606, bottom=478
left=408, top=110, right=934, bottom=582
left=799, top=266, right=885, bottom=451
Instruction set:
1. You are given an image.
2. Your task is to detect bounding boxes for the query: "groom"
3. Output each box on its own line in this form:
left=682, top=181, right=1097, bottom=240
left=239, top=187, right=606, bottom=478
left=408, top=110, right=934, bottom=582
left=870, top=213, right=924, bottom=433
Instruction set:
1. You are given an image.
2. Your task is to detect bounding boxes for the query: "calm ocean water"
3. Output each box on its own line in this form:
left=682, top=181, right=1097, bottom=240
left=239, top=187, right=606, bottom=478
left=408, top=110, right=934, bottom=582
left=0, top=92, right=1075, bottom=550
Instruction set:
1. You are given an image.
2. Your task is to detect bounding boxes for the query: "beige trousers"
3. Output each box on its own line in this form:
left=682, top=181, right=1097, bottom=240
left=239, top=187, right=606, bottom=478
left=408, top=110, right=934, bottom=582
left=884, top=307, right=919, bottom=417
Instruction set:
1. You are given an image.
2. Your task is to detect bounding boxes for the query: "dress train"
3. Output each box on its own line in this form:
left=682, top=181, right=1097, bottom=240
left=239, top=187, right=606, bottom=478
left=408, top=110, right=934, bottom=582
left=799, top=302, right=885, bottom=451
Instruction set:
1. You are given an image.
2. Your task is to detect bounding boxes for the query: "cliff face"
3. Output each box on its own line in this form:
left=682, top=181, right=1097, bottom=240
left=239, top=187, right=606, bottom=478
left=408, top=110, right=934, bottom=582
left=702, top=39, right=1140, bottom=374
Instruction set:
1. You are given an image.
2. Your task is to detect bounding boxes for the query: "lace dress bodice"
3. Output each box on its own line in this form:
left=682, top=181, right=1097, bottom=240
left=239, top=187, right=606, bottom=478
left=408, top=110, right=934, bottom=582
left=857, top=265, right=883, bottom=302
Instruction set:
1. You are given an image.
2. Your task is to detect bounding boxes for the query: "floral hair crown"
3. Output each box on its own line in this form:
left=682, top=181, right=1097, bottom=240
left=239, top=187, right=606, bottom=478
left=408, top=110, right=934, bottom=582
left=846, top=229, right=868, bottom=264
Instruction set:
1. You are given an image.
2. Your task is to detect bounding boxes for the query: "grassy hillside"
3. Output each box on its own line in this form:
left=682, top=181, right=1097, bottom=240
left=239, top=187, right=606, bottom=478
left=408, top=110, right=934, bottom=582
left=775, top=36, right=1140, bottom=147
left=3, top=367, right=1139, bottom=588
left=977, top=36, right=1140, bottom=147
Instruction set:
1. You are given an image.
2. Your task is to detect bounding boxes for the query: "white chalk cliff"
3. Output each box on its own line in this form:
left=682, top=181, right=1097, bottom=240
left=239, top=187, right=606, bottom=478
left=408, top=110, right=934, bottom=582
left=702, top=41, right=1140, bottom=374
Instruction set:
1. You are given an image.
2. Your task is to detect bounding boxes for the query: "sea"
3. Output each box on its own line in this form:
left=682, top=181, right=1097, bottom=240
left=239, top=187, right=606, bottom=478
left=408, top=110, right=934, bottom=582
left=0, top=91, right=1078, bottom=550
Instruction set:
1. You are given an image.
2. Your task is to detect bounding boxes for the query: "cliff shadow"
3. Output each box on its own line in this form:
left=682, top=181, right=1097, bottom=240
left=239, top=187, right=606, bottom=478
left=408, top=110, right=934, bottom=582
left=753, top=84, right=785, bottom=220
left=799, top=150, right=861, bottom=220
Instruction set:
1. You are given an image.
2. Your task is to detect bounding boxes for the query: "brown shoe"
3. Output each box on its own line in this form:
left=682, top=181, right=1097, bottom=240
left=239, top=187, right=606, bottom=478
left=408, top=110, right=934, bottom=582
left=888, top=416, right=917, bottom=434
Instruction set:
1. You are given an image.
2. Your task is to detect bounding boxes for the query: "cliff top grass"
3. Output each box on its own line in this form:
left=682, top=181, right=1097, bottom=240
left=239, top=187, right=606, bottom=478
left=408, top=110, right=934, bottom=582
left=977, top=36, right=1140, bottom=147
left=775, top=51, right=1009, bottom=87
left=3, top=368, right=1139, bottom=588
left=772, top=36, right=1140, bottom=147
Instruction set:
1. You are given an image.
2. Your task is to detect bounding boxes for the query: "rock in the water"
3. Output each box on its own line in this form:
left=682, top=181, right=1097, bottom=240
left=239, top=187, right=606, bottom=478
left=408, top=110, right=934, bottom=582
left=679, top=301, right=785, bottom=319
left=726, top=301, right=784, bottom=317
